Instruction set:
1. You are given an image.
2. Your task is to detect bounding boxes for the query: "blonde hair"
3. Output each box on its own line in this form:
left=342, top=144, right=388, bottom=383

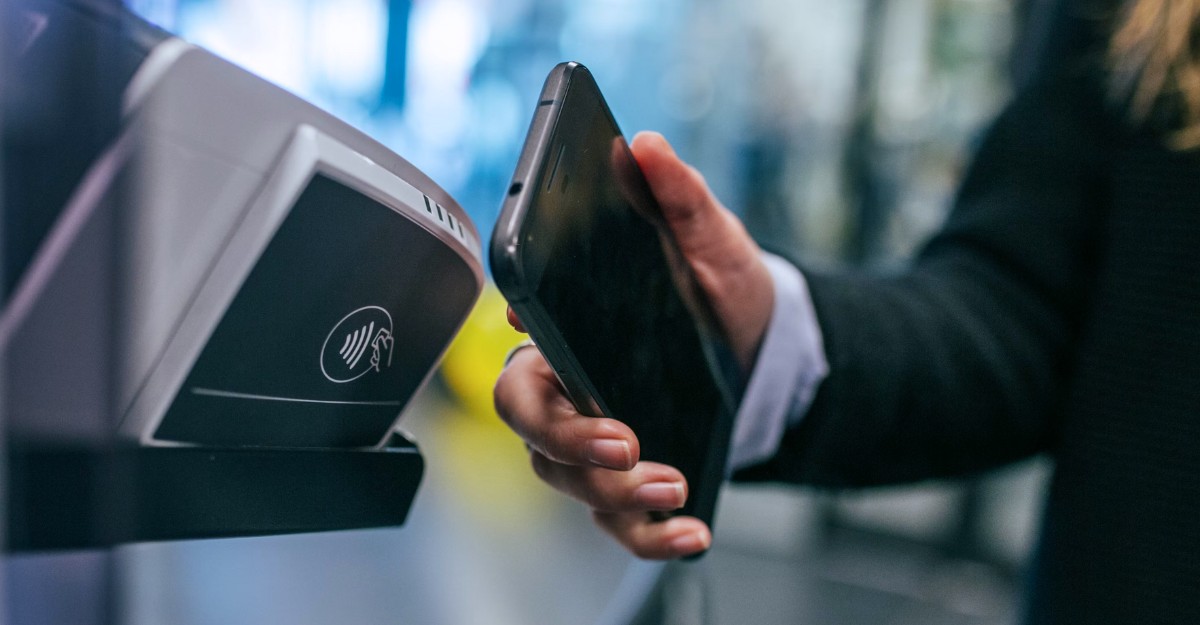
left=1109, top=0, right=1200, bottom=149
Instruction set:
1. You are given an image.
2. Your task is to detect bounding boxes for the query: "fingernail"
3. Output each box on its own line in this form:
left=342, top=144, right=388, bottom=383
left=649, top=132, right=674, bottom=155
left=670, top=531, right=710, bottom=555
left=587, top=439, right=632, bottom=470
left=634, top=482, right=686, bottom=510
left=659, top=135, right=676, bottom=154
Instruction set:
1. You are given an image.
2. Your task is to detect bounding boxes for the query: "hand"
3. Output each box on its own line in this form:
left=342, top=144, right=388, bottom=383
left=493, top=132, right=774, bottom=559
left=496, top=344, right=712, bottom=559
left=631, top=132, right=773, bottom=372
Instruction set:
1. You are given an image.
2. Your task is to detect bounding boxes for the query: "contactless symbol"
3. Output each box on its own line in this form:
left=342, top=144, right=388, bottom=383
left=320, top=306, right=395, bottom=383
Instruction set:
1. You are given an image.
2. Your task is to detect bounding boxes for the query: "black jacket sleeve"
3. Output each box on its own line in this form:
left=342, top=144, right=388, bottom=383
left=734, top=74, right=1113, bottom=488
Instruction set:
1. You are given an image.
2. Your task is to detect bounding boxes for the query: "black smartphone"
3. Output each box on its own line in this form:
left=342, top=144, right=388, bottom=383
left=490, top=62, right=742, bottom=532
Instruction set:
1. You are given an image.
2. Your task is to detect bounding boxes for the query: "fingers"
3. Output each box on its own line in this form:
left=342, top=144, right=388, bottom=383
left=630, top=131, right=729, bottom=253
left=494, top=347, right=639, bottom=469
left=593, top=511, right=712, bottom=560
left=630, top=131, right=775, bottom=372
left=506, top=306, right=527, bottom=333
left=493, top=312, right=712, bottom=560
left=529, top=443, right=709, bottom=560
left=530, top=454, right=687, bottom=512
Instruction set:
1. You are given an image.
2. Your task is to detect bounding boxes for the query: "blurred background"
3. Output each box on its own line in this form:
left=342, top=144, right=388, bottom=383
left=9, top=0, right=1053, bottom=623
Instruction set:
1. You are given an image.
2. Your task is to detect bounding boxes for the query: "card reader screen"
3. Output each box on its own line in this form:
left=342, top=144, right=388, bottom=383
left=155, top=174, right=476, bottom=447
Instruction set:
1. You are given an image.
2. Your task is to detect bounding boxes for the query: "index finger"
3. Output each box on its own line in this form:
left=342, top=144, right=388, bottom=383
left=506, top=306, right=527, bottom=333
left=494, top=346, right=640, bottom=470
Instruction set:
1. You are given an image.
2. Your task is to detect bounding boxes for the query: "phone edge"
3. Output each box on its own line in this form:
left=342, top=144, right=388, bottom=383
left=489, top=62, right=607, bottom=418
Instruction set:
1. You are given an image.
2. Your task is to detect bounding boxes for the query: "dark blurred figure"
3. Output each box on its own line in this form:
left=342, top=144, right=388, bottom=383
left=2, top=0, right=165, bottom=298
left=493, top=1, right=1200, bottom=623
left=2, top=4, right=165, bottom=623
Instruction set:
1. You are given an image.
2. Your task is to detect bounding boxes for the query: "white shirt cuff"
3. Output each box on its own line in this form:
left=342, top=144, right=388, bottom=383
left=727, top=253, right=829, bottom=472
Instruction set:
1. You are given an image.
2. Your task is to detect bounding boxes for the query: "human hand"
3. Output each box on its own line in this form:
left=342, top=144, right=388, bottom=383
left=493, top=132, right=773, bottom=559
left=630, top=131, right=773, bottom=371
left=496, top=341, right=712, bottom=559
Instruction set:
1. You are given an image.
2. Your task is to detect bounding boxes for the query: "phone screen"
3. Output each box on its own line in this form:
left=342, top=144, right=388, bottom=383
left=495, top=63, right=740, bottom=524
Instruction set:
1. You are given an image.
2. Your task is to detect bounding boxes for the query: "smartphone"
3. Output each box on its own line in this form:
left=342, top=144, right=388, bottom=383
left=490, top=62, right=743, bottom=532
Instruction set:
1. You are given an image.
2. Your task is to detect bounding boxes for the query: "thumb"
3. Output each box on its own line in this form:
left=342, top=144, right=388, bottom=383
left=630, top=132, right=729, bottom=257
left=629, top=132, right=774, bottom=372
